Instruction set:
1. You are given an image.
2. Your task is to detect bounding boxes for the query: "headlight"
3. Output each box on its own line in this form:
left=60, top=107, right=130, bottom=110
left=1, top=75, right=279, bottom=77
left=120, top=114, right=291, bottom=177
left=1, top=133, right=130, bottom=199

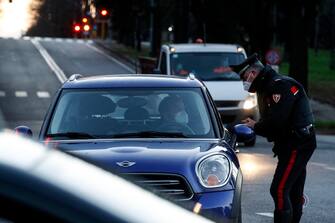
left=243, top=94, right=257, bottom=110
left=196, top=153, right=231, bottom=188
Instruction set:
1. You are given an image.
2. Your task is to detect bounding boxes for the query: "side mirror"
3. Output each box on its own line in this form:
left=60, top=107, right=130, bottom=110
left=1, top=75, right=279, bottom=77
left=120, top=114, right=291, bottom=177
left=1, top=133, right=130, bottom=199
left=232, top=124, right=255, bottom=143
left=153, top=68, right=161, bottom=74
left=15, top=126, right=33, bottom=138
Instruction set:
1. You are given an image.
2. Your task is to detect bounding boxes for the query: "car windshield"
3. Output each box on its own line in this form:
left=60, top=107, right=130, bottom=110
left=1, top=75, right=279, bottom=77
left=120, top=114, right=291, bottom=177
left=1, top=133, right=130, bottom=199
left=47, top=88, right=215, bottom=139
left=170, top=52, right=245, bottom=81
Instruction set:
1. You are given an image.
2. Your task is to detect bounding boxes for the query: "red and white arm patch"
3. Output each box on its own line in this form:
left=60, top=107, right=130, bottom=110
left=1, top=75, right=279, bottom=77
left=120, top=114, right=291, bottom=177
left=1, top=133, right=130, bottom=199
left=290, top=86, right=299, bottom=95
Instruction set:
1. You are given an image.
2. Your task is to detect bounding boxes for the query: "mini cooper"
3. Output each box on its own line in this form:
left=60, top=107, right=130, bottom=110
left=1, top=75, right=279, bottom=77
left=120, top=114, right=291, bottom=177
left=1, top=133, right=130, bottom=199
left=17, top=74, right=254, bottom=223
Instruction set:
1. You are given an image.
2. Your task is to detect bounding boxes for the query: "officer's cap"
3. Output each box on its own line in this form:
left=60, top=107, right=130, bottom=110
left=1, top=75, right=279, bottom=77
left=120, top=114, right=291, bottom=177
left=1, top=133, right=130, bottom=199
left=230, top=53, right=263, bottom=79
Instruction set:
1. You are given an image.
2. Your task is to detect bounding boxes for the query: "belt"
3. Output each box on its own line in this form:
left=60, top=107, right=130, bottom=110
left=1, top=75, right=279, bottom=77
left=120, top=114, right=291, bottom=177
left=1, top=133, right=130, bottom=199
left=292, top=124, right=314, bottom=137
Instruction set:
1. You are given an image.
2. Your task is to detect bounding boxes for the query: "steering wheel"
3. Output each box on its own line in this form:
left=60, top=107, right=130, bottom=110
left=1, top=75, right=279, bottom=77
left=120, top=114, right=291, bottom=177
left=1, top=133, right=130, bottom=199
left=159, top=122, right=195, bottom=135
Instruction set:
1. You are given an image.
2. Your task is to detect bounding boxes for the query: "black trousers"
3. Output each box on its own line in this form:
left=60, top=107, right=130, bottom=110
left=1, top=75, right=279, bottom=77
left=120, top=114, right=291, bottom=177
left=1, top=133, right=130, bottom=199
left=270, top=146, right=315, bottom=223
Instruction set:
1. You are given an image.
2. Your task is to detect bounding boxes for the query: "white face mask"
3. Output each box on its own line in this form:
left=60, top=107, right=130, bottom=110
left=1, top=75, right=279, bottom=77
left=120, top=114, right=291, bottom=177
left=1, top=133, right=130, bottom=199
left=243, top=81, right=252, bottom=91
left=175, top=111, right=189, bottom=124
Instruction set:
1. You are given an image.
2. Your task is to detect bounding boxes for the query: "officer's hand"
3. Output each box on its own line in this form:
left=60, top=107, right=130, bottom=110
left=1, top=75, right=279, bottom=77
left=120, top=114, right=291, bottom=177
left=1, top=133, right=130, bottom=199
left=242, top=117, right=256, bottom=129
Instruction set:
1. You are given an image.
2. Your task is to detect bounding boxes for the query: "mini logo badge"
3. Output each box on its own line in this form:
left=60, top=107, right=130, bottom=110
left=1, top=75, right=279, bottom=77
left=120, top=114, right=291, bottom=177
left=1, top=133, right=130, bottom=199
left=116, top=161, right=136, bottom=168
left=272, top=94, right=281, bottom=103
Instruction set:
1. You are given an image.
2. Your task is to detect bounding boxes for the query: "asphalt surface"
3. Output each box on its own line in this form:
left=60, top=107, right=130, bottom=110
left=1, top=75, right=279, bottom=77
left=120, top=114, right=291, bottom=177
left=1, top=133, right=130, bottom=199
left=239, top=136, right=335, bottom=223
left=0, top=37, right=334, bottom=223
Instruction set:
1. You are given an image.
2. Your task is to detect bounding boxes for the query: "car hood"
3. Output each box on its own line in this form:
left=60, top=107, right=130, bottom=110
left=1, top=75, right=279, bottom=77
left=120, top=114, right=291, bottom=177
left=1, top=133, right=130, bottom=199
left=52, top=139, right=233, bottom=192
left=55, top=139, right=221, bottom=171
left=204, top=81, right=248, bottom=101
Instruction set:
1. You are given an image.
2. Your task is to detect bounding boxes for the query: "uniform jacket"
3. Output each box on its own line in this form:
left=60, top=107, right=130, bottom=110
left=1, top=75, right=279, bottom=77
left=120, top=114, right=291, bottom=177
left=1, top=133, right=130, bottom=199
left=251, top=66, right=316, bottom=152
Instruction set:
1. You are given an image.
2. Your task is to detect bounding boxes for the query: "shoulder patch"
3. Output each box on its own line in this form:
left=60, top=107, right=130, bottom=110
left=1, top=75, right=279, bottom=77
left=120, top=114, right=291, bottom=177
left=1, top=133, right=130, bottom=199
left=290, top=86, right=299, bottom=95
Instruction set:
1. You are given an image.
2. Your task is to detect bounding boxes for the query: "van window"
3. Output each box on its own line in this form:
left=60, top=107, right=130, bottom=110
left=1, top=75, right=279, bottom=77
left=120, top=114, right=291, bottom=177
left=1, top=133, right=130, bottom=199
left=170, top=52, right=245, bottom=81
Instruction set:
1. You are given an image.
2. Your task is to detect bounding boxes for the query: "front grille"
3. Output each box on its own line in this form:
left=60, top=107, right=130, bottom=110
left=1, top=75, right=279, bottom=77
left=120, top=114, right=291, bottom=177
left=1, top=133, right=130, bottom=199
left=124, top=173, right=194, bottom=201
left=215, top=100, right=239, bottom=107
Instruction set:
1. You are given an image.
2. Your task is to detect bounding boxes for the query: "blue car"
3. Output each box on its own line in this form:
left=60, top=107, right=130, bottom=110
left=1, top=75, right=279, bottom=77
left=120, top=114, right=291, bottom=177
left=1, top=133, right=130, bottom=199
left=17, top=74, right=254, bottom=223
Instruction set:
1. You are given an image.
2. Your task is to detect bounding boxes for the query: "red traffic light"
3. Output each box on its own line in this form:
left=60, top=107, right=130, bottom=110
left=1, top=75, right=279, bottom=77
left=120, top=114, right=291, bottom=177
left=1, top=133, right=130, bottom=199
left=101, top=9, right=108, bottom=16
left=83, top=24, right=90, bottom=32
left=74, top=25, right=81, bottom=32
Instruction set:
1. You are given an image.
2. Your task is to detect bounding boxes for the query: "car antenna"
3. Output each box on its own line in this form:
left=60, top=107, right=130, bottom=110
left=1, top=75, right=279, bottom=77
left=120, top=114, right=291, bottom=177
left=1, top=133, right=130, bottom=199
left=202, top=22, right=207, bottom=46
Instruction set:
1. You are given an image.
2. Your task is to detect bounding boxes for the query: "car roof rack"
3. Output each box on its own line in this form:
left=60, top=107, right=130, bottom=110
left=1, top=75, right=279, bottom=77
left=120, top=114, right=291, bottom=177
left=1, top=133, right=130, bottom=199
left=68, top=74, right=83, bottom=81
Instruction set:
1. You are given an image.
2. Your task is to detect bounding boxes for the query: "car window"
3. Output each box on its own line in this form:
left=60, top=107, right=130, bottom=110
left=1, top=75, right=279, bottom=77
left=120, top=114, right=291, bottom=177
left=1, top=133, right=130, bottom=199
left=47, top=88, right=215, bottom=139
left=159, top=52, right=167, bottom=74
left=170, top=52, right=245, bottom=81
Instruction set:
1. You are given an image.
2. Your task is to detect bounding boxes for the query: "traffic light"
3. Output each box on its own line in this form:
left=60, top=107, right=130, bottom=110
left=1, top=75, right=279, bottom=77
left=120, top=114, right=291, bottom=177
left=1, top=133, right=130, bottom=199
left=83, top=24, right=90, bottom=32
left=74, top=24, right=81, bottom=32
left=100, top=9, right=108, bottom=16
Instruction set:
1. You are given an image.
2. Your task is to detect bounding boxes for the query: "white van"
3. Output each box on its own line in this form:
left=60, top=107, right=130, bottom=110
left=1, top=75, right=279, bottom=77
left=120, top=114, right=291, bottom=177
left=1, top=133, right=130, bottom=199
left=156, top=44, right=258, bottom=146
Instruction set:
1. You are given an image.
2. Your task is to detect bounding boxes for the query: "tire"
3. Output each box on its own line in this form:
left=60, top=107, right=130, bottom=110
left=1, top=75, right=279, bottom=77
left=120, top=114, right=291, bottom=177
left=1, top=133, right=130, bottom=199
left=244, top=138, right=256, bottom=147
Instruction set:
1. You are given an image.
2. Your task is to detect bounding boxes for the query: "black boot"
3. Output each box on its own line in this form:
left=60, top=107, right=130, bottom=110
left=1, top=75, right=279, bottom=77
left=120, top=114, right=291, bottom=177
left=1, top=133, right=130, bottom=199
left=274, top=209, right=292, bottom=223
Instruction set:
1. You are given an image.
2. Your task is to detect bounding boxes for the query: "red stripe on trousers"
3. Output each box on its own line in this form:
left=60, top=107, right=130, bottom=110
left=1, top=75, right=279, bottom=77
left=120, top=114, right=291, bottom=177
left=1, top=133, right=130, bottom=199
left=277, top=150, right=297, bottom=210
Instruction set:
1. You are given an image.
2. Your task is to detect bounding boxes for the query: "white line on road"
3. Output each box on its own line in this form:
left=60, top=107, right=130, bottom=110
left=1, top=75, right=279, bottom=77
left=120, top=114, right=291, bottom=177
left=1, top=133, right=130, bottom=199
left=85, top=43, right=135, bottom=73
left=31, top=39, right=67, bottom=83
left=15, top=91, right=28, bottom=97
left=36, top=91, right=50, bottom=98
left=0, top=91, right=5, bottom=97
left=255, top=212, right=274, bottom=218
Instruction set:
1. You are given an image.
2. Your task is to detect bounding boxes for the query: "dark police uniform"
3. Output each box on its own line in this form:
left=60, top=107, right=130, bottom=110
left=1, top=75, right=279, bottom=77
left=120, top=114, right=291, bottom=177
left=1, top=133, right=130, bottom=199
left=250, top=65, right=317, bottom=223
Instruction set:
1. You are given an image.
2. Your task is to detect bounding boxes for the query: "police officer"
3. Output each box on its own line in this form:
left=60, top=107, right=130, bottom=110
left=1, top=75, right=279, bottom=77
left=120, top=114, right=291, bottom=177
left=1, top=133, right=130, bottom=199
left=231, top=54, right=317, bottom=223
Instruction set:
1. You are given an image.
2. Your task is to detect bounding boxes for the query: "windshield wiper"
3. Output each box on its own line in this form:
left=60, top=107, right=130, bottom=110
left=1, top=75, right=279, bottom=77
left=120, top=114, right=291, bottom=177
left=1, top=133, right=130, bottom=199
left=111, top=131, right=188, bottom=138
left=46, top=132, right=96, bottom=139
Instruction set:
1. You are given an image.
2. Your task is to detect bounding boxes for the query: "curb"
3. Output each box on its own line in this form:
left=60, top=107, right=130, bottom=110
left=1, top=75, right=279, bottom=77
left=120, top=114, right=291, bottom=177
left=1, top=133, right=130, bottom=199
left=316, top=134, right=335, bottom=144
left=92, top=40, right=138, bottom=72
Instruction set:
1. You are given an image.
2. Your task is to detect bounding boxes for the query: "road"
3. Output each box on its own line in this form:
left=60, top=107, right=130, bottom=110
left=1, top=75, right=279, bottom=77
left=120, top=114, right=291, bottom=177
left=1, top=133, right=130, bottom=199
left=239, top=136, right=335, bottom=223
left=0, top=37, right=334, bottom=222
left=0, top=37, right=133, bottom=135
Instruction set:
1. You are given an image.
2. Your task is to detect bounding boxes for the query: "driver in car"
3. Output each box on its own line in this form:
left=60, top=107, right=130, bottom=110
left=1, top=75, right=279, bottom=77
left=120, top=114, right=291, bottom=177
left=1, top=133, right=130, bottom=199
left=158, top=95, right=193, bottom=135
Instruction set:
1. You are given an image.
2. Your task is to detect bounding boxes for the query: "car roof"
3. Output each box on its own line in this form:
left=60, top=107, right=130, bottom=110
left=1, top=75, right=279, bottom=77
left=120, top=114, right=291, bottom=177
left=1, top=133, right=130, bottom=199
left=163, top=43, right=242, bottom=53
left=62, top=74, right=205, bottom=89
left=0, top=132, right=212, bottom=223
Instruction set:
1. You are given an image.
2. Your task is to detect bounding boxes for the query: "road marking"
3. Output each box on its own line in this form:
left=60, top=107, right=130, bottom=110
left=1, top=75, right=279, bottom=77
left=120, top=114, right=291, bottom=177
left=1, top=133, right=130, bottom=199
left=0, top=91, right=6, bottom=97
left=66, top=39, right=73, bottom=43
left=325, top=167, right=335, bottom=171
left=86, top=43, right=135, bottom=73
left=31, top=39, right=67, bottom=83
left=255, top=212, right=274, bottom=218
left=310, top=162, right=335, bottom=171
left=37, top=91, right=50, bottom=98
left=55, top=38, right=62, bottom=42
left=15, top=91, right=28, bottom=97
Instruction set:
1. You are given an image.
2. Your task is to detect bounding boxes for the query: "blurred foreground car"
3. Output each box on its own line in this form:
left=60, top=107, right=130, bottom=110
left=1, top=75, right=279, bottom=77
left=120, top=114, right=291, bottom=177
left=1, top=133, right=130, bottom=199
left=0, top=131, right=212, bottom=223
left=17, top=74, right=255, bottom=222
